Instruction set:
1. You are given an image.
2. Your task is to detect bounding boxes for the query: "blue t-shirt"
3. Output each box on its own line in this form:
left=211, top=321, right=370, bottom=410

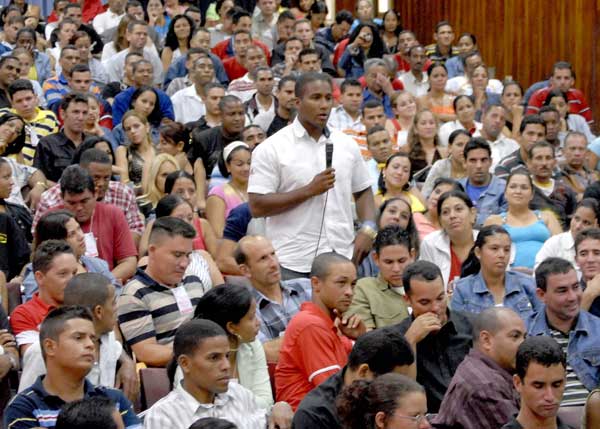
left=4, top=377, right=142, bottom=429
left=465, top=181, right=489, bottom=207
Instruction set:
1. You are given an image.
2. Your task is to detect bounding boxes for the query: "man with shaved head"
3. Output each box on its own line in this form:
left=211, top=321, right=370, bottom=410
left=236, top=235, right=311, bottom=362
left=433, top=307, right=526, bottom=428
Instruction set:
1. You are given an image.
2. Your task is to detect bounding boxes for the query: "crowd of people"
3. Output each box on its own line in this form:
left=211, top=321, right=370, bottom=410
left=0, top=0, right=599, bottom=427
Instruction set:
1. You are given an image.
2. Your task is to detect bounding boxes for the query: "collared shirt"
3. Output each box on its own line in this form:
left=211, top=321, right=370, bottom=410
left=251, top=11, right=278, bottom=51
left=530, top=179, right=578, bottom=229
left=104, top=47, right=163, bottom=86
left=165, top=75, right=191, bottom=97
left=248, top=118, right=372, bottom=272
left=293, top=368, right=345, bottom=429
left=527, top=86, right=593, bottom=125
left=494, top=149, right=528, bottom=180
left=451, top=271, right=541, bottom=320
left=424, top=44, right=460, bottom=62
left=362, top=88, right=394, bottom=118
left=32, top=181, right=144, bottom=234
left=348, top=273, right=409, bottom=330
left=245, top=93, right=276, bottom=122
left=275, top=302, right=353, bottom=409
left=326, top=106, right=364, bottom=134
left=399, top=71, right=429, bottom=98
left=144, top=380, right=266, bottom=429
left=438, top=119, right=482, bottom=147
left=252, top=279, right=312, bottom=342
left=117, top=268, right=206, bottom=347
left=560, top=163, right=600, bottom=195
left=187, top=126, right=241, bottom=180
left=32, top=130, right=84, bottom=182
left=92, top=10, right=124, bottom=35
left=4, top=157, right=36, bottom=207
left=528, top=309, right=600, bottom=394
left=395, top=310, right=473, bottom=413
left=445, top=76, right=504, bottom=95
left=42, top=73, right=102, bottom=112
left=433, top=349, right=520, bottom=429
left=172, top=85, right=206, bottom=124
left=458, top=176, right=508, bottom=227
left=473, top=130, right=520, bottom=171
left=4, top=377, right=140, bottom=429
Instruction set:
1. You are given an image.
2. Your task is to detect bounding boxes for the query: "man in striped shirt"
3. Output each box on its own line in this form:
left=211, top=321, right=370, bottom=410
left=4, top=79, right=59, bottom=166
left=117, top=217, right=202, bottom=367
left=528, top=257, right=600, bottom=406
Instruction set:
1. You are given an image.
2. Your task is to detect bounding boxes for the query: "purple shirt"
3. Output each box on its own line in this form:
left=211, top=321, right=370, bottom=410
left=433, top=349, right=519, bottom=429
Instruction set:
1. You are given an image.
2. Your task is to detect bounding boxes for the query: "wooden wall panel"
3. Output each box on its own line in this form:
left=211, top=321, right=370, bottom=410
left=335, top=0, right=600, bottom=131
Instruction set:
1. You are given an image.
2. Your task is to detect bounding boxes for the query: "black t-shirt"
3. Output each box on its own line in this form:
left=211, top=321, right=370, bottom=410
left=0, top=212, right=30, bottom=280
left=187, top=126, right=241, bottom=179
left=267, top=113, right=291, bottom=137
left=501, top=416, right=574, bottom=429
left=292, top=369, right=344, bottom=429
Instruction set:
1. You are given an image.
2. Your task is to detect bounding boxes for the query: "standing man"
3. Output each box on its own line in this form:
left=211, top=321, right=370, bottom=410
left=433, top=307, right=525, bottom=429
left=529, top=257, right=600, bottom=406
left=502, top=336, right=571, bottom=429
left=474, top=103, right=519, bottom=170
left=424, top=21, right=459, bottom=62
left=249, top=72, right=376, bottom=279
left=395, top=260, right=473, bottom=413
left=459, top=138, right=507, bottom=228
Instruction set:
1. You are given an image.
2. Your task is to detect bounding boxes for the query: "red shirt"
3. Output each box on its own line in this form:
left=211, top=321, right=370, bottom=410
left=358, top=76, right=405, bottom=91
left=212, top=38, right=271, bottom=63
left=223, top=57, right=248, bottom=81
left=82, top=0, right=106, bottom=23
left=10, top=293, right=54, bottom=343
left=449, top=245, right=462, bottom=283
left=275, top=302, right=353, bottom=410
left=394, top=54, right=432, bottom=73
left=526, top=86, right=593, bottom=124
left=59, top=202, right=138, bottom=270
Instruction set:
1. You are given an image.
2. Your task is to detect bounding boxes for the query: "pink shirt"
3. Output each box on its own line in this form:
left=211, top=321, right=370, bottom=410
left=207, top=183, right=245, bottom=220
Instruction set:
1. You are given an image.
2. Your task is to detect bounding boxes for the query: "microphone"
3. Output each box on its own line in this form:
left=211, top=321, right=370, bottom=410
left=325, top=142, right=333, bottom=169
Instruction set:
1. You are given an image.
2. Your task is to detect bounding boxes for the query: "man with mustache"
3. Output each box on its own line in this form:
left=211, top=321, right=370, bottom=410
left=527, top=257, right=600, bottom=407
left=502, top=336, right=570, bottom=429
left=528, top=141, right=577, bottom=229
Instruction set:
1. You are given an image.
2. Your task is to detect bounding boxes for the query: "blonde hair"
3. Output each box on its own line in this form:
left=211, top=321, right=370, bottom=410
left=142, top=153, right=179, bottom=207
left=122, top=110, right=152, bottom=148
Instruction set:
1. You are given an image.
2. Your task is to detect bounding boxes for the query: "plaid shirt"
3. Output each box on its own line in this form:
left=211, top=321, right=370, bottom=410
left=33, top=181, right=144, bottom=234
left=252, top=278, right=312, bottom=342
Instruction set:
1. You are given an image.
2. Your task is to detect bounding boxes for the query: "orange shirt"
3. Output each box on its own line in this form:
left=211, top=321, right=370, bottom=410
left=275, top=302, right=353, bottom=410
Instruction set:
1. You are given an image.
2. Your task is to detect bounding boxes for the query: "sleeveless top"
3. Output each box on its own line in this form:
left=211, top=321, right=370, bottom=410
left=501, top=211, right=551, bottom=269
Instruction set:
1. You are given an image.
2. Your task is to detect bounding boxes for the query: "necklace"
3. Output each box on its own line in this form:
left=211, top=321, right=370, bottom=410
left=228, top=182, right=248, bottom=202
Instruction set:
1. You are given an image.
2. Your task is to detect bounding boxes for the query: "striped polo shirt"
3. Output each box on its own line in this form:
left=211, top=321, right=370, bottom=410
left=0, top=107, right=59, bottom=165
left=117, top=268, right=206, bottom=347
left=549, top=328, right=589, bottom=406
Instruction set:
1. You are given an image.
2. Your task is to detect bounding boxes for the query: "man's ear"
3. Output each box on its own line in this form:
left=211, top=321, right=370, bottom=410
left=356, top=363, right=372, bottom=379
left=43, top=338, right=58, bottom=359
left=513, top=373, right=522, bottom=393
left=239, top=263, right=251, bottom=278
left=92, top=304, right=104, bottom=322
left=311, top=276, right=321, bottom=294
left=536, top=288, right=546, bottom=304
left=178, top=354, right=190, bottom=374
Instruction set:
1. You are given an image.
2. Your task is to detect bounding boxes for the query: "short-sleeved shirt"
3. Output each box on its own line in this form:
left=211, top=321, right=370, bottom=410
left=275, top=302, right=353, bottom=410
left=0, top=212, right=30, bottom=279
left=4, top=377, right=141, bottom=429
left=33, top=130, right=87, bottom=183
left=248, top=118, right=372, bottom=272
left=10, top=293, right=54, bottom=347
left=117, top=269, right=206, bottom=347
left=187, top=126, right=241, bottom=180
left=292, top=369, right=344, bottom=429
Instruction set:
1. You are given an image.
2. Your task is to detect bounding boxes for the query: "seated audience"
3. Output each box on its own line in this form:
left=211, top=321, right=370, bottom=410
left=421, top=128, right=469, bottom=198
left=293, top=326, right=415, bottom=429
left=206, top=142, right=250, bottom=237
left=395, top=260, right=473, bottom=413
left=349, top=225, right=414, bottom=330
left=502, top=336, right=570, bottom=429
left=157, top=121, right=193, bottom=173
left=172, top=53, right=217, bottom=124
left=438, top=95, right=482, bottom=147
left=419, top=190, right=477, bottom=287
left=458, top=137, right=507, bottom=228
left=191, top=284, right=273, bottom=408
left=116, top=217, right=201, bottom=367
left=144, top=319, right=292, bottom=428
left=33, top=147, right=144, bottom=239
left=444, top=32, right=477, bottom=78
left=112, top=85, right=162, bottom=147
left=375, top=152, right=426, bottom=213
left=452, top=225, right=541, bottom=319
left=387, top=91, right=417, bottom=146
left=19, top=273, right=137, bottom=401
left=54, top=396, right=125, bottom=429
left=11, top=240, right=78, bottom=354
left=434, top=307, right=525, bottom=429
left=398, top=45, right=429, bottom=98
left=500, top=81, right=524, bottom=138
left=361, top=59, right=395, bottom=119
left=403, top=109, right=447, bottom=182
left=160, top=14, right=194, bottom=73
left=475, top=102, right=519, bottom=170
left=417, top=62, right=456, bottom=123
left=529, top=257, right=600, bottom=406
left=139, top=153, right=179, bottom=215
left=485, top=170, right=561, bottom=272
left=327, top=78, right=364, bottom=136
left=338, top=23, right=385, bottom=79
left=545, top=89, right=596, bottom=144
left=252, top=76, right=296, bottom=137
left=4, top=306, right=140, bottom=429
left=560, top=132, right=599, bottom=199
left=276, top=252, right=366, bottom=410
left=236, top=235, right=311, bottom=362
left=536, top=198, right=599, bottom=269
left=23, top=209, right=119, bottom=301
left=241, top=124, right=266, bottom=149
left=82, top=96, right=118, bottom=148
left=413, top=177, right=463, bottom=240
left=364, top=125, right=395, bottom=193
left=337, top=374, right=429, bottom=429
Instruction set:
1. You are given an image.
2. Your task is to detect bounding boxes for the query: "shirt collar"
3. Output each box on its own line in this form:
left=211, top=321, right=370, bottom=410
left=301, top=302, right=335, bottom=329
left=175, top=380, right=234, bottom=412
left=471, top=272, right=523, bottom=296
left=32, top=375, right=95, bottom=400
left=254, top=282, right=299, bottom=309
left=469, top=349, right=514, bottom=384
left=291, top=117, right=329, bottom=144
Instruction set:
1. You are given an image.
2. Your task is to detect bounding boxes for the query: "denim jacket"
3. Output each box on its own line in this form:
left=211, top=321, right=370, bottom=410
left=459, top=176, right=507, bottom=228
left=528, top=309, right=600, bottom=391
left=451, top=271, right=541, bottom=320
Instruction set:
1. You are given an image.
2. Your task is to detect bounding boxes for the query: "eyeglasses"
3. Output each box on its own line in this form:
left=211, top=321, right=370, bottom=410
left=394, top=414, right=431, bottom=426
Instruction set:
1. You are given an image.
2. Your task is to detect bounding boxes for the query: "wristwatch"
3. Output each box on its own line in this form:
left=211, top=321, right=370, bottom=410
left=359, top=221, right=378, bottom=240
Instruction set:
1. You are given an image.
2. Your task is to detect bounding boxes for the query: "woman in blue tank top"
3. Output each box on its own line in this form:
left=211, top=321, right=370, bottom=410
left=484, top=170, right=561, bottom=272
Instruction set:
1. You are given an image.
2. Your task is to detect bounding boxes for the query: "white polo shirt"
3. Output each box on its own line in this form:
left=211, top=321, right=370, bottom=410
left=473, top=130, right=519, bottom=171
left=171, top=85, right=206, bottom=124
left=399, top=71, right=429, bottom=98
left=248, top=118, right=372, bottom=272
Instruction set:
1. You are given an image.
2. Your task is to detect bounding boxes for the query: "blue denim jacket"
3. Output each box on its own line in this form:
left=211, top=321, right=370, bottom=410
left=451, top=271, right=541, bottom=320
left=528, top=309, right=600, bottom=391
left=459, top=176, right=507, bottom=228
